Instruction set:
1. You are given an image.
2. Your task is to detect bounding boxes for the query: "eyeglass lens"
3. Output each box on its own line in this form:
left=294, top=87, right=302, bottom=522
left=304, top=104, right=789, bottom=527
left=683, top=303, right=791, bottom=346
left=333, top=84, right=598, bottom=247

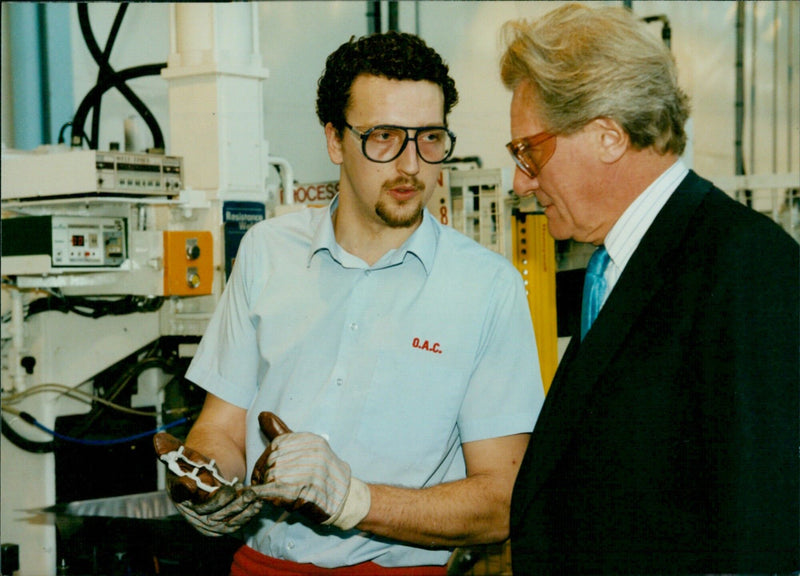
left=507, top=132, right=557, bottom=178
left=361, top=126, right=454, bottom=164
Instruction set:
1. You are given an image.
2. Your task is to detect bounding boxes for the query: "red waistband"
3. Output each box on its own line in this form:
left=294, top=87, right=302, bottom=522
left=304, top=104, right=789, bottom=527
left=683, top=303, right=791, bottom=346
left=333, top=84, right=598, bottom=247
left=230, top=545, right=447, bottom=576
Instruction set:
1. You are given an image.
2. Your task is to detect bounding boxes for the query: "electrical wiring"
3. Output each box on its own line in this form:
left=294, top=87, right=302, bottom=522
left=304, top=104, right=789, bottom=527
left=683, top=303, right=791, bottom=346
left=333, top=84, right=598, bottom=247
left=0, top=413, right=55, bottom=453
left=3, top=382, right=157, bottom=417
left=102, top=354, right=174, bottom=408
left=24, top=293, right=165, bottom=319
left=89, top=3, right=129, bottom=150
left=4, top=408, right=188, bottom=447
left=57, top=121, right=75, bottom=145
left=1, top=281, right=162, bottom=321
left=1, top=380, right=200, bottom=452
left=1, top=338, right=197, bottom=453
left=71, top=4, right=166, bottom=150
left=61, top=347, right=179, bottom=440
left=70, top=62, right=166, bottom=150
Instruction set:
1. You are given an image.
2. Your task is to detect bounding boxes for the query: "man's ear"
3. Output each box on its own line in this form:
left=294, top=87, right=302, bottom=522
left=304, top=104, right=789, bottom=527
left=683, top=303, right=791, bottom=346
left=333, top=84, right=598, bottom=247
left=593, top=117, right=628, bottom=164
left=325, top=122, right=344, bottom=165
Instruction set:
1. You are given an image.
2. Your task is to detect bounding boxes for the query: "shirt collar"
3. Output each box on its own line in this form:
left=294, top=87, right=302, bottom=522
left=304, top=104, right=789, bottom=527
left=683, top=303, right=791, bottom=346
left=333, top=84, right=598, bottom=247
left=308, top=195, right=437, bottom=275
left=604, top=159, right=689, bottom=273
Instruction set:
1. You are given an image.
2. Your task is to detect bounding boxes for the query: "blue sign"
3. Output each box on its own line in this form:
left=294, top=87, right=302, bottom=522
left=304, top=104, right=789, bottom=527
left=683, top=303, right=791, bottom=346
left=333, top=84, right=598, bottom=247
left=223, top=201, right=265, bottom=280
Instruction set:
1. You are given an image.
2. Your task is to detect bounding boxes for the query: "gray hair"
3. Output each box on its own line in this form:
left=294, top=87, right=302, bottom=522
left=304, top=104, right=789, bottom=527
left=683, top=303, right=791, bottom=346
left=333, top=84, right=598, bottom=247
left=500, top=3, right=690, bottom=155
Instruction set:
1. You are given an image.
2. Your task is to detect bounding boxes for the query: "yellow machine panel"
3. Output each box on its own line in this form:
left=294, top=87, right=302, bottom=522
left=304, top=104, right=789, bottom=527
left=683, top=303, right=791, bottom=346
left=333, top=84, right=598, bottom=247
left=163, top=230, right=214, bottom=296
left=513, top=212, right=558, bottom=393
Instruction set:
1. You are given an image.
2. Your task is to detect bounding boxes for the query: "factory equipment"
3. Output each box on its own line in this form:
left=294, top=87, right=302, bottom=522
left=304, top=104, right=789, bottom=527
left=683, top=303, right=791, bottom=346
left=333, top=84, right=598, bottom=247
left=1, top=149, right=183, bottom=201
left=2, top=215, right=128, bottom=271
left=0, top=5, right=278, bottom=574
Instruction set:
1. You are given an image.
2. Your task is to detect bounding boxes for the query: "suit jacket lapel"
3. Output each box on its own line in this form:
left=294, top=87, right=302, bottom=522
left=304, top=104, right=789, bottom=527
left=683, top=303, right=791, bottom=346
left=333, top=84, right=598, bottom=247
left=513, top=171, right=713, bottom=519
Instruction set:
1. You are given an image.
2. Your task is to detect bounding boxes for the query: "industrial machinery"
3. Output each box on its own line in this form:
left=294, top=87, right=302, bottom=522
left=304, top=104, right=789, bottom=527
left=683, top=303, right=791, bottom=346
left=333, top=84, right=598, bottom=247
left=0, top=5, right=285, bottom=574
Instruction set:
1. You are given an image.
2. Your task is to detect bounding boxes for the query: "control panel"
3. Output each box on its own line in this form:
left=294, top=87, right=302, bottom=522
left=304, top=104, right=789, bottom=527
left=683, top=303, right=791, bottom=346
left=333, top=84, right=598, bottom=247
left=1, top=149, right=183, bottom=200
left=1, top=215, right=127, bottom=269
left=163, top=230, right=214, bottom=296
left=98, top=152, right=183, bottom=195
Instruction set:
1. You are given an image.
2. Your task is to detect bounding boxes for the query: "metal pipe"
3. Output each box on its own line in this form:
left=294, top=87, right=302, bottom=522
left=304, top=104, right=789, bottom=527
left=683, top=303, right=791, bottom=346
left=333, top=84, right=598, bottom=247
left=749, top=1, right=757, bottom=178
left=8, top=3, right=44, bottom=149
left=388, top=1, right=398, bottom=32
left=735, top=2, right=746, bottom=177
left=11, top=288, right=27, bottom=391
left=368, top=1, right=381, bottom=35
left=269, top=156, right=295, bottom=205
left=771, top=1, right=778, bottom=175
left=788, top=1, right=795, bottom=173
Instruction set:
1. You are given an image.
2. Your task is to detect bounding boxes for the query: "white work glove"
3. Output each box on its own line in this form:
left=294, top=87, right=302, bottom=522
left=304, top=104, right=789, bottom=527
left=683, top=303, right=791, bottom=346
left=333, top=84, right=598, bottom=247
left=250, top=412, right=371, bottom=530
left=153, top=432, right=263, bottom=537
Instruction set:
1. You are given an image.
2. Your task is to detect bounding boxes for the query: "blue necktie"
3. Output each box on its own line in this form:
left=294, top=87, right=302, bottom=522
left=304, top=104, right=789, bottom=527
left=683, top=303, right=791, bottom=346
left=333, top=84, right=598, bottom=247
left=581, top=246, right=610, bottom=340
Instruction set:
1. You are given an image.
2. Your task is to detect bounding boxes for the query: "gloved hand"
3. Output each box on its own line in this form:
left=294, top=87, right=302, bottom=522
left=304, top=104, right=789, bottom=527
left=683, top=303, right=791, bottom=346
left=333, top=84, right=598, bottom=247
left=250, top=412, right=371, bottom=530
left=153, top=432, right=263, bottom=537
left=171, top=483, right=263, bottom=537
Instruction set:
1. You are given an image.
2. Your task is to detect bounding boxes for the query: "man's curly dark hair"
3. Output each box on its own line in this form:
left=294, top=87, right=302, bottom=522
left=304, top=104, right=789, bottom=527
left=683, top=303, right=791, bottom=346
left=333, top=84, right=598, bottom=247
left=316, top=31, right=459, bottom=133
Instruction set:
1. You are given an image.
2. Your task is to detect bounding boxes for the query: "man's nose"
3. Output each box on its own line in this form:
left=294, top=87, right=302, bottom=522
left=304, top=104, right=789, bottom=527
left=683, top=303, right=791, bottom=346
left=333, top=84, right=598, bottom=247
left=397, top=138, right=421, bottom=174
left=512, top=166, right=538, bottom=197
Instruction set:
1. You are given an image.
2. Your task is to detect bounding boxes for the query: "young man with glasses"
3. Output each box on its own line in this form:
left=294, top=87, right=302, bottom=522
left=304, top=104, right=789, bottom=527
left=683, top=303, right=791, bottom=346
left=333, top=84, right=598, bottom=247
left=157, top=31, right=544, bottom=574
left=501, top=4, right=799, bottom=574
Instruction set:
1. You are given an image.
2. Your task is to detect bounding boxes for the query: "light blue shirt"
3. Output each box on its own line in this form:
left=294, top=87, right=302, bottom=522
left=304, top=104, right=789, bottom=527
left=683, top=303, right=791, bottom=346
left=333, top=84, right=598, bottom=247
left=603, top=159, right=690, bottom=304
left=186, top=198, right=544, bottom=568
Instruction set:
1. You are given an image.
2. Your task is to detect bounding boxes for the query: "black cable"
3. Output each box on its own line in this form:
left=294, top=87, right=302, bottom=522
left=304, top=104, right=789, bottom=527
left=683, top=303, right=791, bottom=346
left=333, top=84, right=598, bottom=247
left=71, top=63, right=166, bottom=150
left=90, top=4, right=129, bottom=150
left=69, top=345, right=178, bottom=439
left=72, top=4, right=166, bottom=151
left=57, top=121, right=73, bottom=145
left=77, top=3, right=163, bottom=150
left=26, top=294, right=164, bottom=320
left=1, top=347, right=182, bottom=453
left=78, top=4, right=137, bottom=147
left=1, top=414, right=56, bottom=453
left=70, top=62, right=139, bottom=145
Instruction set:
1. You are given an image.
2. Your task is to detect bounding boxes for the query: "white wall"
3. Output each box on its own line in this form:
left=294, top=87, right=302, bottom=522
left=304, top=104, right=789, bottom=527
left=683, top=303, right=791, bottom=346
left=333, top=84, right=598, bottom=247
left=58, top=1, right=798, bottom=187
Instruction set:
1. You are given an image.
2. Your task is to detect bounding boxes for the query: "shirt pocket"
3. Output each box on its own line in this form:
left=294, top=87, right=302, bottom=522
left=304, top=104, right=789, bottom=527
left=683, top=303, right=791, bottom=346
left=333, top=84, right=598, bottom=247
left=354, top=352, right=469, bottom=483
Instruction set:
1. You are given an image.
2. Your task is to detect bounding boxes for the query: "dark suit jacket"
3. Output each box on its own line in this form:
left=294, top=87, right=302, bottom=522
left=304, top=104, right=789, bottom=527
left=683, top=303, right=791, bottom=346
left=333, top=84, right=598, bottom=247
left=511, top=171, right=800, bottom=574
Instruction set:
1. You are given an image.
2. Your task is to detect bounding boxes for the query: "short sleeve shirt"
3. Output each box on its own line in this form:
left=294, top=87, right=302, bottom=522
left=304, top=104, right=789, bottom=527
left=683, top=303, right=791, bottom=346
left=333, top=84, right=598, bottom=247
left=186, top=199, right=544, bottom=568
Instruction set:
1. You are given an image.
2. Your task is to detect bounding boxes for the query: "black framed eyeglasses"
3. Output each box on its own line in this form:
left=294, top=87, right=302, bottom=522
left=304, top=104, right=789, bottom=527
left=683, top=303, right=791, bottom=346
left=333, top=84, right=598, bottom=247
left=344, top=122, right=456, bottom=164
left=506, top=131, right=557, bottom=179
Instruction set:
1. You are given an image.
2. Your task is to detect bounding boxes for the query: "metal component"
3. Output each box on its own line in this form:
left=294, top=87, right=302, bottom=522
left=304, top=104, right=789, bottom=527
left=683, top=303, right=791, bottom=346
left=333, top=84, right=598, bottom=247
left=159, top=445, right=237, bottom=494
left=38, top=491, right=176, bottom=519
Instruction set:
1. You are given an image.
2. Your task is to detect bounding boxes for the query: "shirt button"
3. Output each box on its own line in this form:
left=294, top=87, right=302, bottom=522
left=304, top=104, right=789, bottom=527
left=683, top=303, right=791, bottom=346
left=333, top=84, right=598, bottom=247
left=336, top=378, right=343, bottom=386
left=349, top=322, right=358, bottom=331
left=287, top=540, right=295, bottom=550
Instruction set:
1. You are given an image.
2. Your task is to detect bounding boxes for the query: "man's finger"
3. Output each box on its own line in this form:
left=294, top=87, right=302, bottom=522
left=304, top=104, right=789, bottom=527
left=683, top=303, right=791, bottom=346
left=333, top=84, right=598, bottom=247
left=252, top=412, right=293, bottom=484
left=258, top=411, right=293, bottom=441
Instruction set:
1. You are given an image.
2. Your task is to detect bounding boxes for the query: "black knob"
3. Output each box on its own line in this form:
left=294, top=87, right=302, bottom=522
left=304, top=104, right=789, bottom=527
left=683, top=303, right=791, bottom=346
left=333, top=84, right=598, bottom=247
left=20, top=356, right=36, bottom=375
left=1, top=543, right=20, bottom=576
